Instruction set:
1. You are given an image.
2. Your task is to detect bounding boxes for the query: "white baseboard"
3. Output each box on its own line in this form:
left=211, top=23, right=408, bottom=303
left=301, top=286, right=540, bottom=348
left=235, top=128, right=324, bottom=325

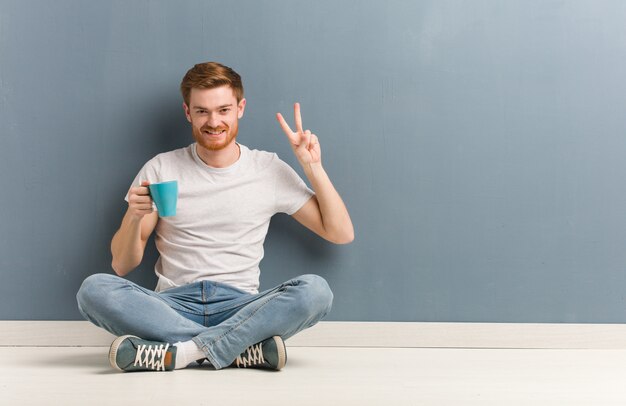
left=3, top=321, right=626, bottom=348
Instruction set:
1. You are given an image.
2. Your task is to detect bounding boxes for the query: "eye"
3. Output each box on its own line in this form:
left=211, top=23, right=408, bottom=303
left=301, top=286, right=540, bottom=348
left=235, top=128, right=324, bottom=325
left=220, top=108, right=230, bottom=114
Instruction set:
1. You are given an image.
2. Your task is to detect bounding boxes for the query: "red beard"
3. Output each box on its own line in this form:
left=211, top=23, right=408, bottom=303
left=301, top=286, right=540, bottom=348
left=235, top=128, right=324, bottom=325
left=192, top=122, right=238, bottom=151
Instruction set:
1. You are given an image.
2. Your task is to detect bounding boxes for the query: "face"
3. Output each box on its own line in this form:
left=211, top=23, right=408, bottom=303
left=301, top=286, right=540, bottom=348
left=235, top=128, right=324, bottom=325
left=183, top=86, right=246, bottom=152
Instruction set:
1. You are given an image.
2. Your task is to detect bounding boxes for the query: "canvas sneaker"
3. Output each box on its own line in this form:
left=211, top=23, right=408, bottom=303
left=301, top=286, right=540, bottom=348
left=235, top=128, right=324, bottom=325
left=109, top=335, right=177, bottom=372
left=233, top=336, right=287, bottom=370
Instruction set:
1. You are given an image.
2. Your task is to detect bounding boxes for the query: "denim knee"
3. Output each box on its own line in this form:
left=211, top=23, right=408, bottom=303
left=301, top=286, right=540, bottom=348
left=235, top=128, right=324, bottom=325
left=291, top=274, right=334, bottom=320
left=76, top=273, right=122, bottom=316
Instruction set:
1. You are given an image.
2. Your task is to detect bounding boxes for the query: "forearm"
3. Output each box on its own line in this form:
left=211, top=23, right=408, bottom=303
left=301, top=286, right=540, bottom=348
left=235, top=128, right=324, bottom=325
left=303, top=162, right=354, bottom=243
left=110, top=211, right=145, bottom=276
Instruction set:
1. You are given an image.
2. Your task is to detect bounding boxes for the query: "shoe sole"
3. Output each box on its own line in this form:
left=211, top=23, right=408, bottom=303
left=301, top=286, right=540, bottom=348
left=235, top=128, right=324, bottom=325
left=109, top=334, right=138, bottom=372
left=273, top=336, right=287, bottom=370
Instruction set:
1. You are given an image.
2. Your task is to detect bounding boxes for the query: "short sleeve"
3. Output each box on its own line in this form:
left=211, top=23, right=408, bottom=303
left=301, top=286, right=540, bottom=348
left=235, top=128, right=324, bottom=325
left=123, top=159, right=161, bottom=202
left=273, top=158, right=314, bottom=215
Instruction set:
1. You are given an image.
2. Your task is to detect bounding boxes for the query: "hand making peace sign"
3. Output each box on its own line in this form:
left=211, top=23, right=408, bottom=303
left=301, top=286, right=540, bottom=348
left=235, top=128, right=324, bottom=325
left=276, top=103, right=321, bottom=167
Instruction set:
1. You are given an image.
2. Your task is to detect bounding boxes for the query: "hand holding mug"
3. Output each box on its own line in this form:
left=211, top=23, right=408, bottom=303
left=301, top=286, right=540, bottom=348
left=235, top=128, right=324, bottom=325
left=127, top=181, right=154, bottom=220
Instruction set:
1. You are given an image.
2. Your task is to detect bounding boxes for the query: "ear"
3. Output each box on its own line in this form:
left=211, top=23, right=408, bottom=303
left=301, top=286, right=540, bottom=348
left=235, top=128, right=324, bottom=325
left=237, top=98, right=246, bottom=119
left=183, top=102, right=192, bottom=123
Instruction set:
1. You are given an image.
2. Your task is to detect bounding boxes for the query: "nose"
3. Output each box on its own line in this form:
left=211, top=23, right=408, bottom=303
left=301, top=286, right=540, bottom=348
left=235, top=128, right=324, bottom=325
left=207, top=113, right=221, bottom=129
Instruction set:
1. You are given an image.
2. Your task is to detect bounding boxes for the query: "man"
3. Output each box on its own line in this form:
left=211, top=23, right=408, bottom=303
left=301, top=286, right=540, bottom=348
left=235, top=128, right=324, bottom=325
left=76, top=62, right=354, bottom=372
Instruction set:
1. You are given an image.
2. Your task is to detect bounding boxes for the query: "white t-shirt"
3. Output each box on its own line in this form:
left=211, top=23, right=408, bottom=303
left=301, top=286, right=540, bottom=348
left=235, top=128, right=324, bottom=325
left=126, top=143, right=314, bottom=293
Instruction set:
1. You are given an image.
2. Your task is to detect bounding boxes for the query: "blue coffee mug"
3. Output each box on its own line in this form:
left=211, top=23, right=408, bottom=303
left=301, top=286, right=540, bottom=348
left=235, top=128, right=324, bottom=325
left=148, top=181, right=178, bottom=217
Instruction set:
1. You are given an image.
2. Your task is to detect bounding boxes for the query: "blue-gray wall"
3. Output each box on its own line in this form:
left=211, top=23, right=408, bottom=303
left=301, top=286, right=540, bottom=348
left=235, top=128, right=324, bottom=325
left=2, top=0, right=626, bottom=322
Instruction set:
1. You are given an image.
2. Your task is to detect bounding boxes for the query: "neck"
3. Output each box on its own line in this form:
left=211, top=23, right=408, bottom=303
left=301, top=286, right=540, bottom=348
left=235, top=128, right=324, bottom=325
left=196, top=141, right=241, bottom=168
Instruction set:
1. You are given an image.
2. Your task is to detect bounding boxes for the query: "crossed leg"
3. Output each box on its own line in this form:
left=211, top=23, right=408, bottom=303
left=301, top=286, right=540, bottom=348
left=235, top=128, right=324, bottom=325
left=76, top=273, right=333, bottom=369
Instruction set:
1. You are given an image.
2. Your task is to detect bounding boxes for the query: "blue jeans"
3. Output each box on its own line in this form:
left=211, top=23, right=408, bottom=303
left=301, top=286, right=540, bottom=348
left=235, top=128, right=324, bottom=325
left=76, top=273, right=333, bottom=369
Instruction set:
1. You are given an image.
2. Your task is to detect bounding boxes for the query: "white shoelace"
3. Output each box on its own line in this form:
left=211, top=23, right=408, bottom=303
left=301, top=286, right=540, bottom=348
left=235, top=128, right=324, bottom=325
left=235, top=343, right=264, bottom=368
left=134, top=343, right=170, bottom=371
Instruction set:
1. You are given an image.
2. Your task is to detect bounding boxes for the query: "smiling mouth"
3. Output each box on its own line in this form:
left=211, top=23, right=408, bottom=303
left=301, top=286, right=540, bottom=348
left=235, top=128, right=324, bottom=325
left=203, top=129, right=226, bottom=136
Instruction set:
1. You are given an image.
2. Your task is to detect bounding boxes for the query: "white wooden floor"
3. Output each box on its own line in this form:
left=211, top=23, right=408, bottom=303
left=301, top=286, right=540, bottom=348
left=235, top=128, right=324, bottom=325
left=3, top=346, right=626, bottom=405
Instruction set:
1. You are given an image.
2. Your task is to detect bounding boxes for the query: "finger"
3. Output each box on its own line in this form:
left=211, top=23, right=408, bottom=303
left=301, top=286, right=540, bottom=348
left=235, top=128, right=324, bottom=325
left=132, top=186, right=150, bottom=196
left=294, top=103, right=303, bottom=134
left=130, top=199, right=152, bottom=209
left=276, top=113, right=294, bottom=135
left=129, top=200, right=152, bottom=209
left=133, top=195, right=153, bottom=203
left=276, top=113, right=298, bottom=144
left=299, top=130, right=311, bottom=151
left=130, top=190, right=152, bottom=200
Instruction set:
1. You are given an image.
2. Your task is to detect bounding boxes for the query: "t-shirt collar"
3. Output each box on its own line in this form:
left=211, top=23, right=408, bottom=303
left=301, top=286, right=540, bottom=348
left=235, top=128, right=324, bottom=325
left=192, top=142, right=247, bottom=174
